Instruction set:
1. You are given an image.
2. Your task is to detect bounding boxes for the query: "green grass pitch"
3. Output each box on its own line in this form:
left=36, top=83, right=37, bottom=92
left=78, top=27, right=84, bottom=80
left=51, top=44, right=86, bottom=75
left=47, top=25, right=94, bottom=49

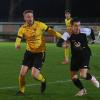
left=0, top=42, right=100, bottom=100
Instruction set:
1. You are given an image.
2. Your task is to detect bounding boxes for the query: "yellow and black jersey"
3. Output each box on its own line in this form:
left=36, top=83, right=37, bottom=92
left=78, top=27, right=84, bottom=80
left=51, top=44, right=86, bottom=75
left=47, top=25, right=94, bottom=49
left=16, top=21, right=48, bottom=53
left=65, top=18, right=72, bottom=31
left=15, top=21, right=62, bottom=53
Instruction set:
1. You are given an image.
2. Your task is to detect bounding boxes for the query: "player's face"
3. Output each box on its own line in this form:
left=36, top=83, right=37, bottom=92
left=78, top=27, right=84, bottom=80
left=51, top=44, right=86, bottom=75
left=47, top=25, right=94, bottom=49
left=71, top=21, right=81, bottom=34
left=65, top=12, right=71, bottom=19
left=24, top=13, right=34, bottom=25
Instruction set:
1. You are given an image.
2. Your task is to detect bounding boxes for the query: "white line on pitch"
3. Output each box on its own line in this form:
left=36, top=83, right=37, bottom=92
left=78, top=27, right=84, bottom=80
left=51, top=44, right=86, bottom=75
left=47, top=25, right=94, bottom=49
left=0, top=77, right=100, bottom=90
left=0, top=80, right=71, bottom=90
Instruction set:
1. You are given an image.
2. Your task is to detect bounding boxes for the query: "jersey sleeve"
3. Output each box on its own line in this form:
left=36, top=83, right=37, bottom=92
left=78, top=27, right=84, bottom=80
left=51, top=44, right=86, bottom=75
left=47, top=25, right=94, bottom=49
left=80, top=28, right=91, bottom=36
left=17, top=27, right=24, bottom=38
left=62, top=32, right=70, bottom=41
left=15, top=27, right=24, bottom=46
left=40, top=22, right=48, bottom=31
left=80, top=28, right=95, bottom=41
left=40, top=21, right=63, bottom=38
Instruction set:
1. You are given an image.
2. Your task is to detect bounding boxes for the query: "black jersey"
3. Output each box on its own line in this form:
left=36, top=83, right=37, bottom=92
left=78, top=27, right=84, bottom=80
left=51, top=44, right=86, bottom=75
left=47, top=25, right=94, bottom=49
left=69, top=33, right=91, bottom=57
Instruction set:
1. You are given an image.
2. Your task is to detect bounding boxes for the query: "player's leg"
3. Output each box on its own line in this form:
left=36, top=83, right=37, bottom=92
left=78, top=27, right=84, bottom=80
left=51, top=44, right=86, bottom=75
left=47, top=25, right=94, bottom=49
left=70, top=57, right=86, bottom=96
left=80, top=68, right=99, bottom=88
left=62, top=48, right=69, bottom=64
left=16, top=50, right=32, bottom=95
left=31, top=52, right=46, bottom=93
left=31, top=67, right=46, bottom=93
left=17, top=65, right=29, bottom=95
left=80, top=68, right=91, bottom=79
left=31, top=67, right=45, bottom=82
left=80, top=54, right=99, bottom=88
left=71, top=71, right=86, bottom=96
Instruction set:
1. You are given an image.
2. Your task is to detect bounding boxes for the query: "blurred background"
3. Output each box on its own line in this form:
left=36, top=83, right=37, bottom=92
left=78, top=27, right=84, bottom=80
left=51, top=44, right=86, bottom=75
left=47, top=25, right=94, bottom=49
left=0, top=0, right=100, bottom=22
left=0, top=0, right=100, bottom=42
left=0, top=1, right=100, bottom=99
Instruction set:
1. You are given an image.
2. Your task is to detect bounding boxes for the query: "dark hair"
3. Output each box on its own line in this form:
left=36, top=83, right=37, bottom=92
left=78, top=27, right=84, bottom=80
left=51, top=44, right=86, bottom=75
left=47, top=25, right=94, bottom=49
left=23, top=10, right=33, bottom=16
left=65, top=9, right=71, bottom=13
left=70, top=18, right=80, bottom=25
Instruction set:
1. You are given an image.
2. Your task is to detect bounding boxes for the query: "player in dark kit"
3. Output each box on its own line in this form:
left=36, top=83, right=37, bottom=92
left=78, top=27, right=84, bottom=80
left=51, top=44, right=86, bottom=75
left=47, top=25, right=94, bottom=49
left=63, top=18, right=99, bottom=96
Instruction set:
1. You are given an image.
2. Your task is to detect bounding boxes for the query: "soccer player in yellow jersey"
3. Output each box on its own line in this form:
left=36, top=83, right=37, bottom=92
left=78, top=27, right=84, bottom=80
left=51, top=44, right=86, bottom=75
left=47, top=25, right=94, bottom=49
left=62, top=9, right=72, bottom=64
left=15, top=10, right=63, bottom=95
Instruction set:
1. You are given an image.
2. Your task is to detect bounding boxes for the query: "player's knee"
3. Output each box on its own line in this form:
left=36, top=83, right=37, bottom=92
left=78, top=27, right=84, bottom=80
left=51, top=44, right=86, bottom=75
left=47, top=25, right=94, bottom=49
left=71, top=75, right=78, bottom=81
left=32, top=73, right=38, bottom=79
left=19, top=65, right=28, bottom=77
left=80, top=73, right=92, bottom=80
left=19, top=73, right=26, bottom=77
left=32, top=72, right=36, bottom=78
left=19, top=71, right=27, bottom=77
left=80, top=73, right=87, bottom=79
left=31, top=68, right=39, bottom=78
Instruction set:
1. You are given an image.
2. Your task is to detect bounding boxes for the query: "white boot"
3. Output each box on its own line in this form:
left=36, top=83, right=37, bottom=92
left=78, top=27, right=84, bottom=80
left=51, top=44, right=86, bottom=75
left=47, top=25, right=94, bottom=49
left=91, top=76, right=99, bottom=88
left=75, top=88, right=87, bottom=96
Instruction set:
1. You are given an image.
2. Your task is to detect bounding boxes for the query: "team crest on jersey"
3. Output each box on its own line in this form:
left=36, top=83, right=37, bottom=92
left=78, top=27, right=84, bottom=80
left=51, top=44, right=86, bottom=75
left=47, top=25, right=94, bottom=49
left=74, top=42, right=81, bottom=47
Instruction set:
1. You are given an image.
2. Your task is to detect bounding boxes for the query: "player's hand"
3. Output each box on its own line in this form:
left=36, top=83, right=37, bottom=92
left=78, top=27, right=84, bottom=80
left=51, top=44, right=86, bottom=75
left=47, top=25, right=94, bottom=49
left=62, top=41, right=69, bottom=48
left=15, top=45, right=21, bottom=50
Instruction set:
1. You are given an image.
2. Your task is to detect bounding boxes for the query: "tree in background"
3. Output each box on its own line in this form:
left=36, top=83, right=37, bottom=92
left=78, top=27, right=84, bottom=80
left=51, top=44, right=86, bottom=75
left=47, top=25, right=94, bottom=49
left=8, top=0, right=23, bottom=21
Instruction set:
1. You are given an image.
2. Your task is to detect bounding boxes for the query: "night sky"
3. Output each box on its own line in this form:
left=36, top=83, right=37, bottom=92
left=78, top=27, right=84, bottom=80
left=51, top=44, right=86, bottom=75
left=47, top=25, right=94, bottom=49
left=0, top=0, right=100, bottom=22
left=72, top=0, right=100, bottom=18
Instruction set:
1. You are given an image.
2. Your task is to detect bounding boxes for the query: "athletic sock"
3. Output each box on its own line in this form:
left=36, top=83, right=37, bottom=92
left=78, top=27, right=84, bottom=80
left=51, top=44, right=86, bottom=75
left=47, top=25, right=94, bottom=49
left=72, top=78, right=84, bottom=90
left=19, top=76, right=25, bottom=93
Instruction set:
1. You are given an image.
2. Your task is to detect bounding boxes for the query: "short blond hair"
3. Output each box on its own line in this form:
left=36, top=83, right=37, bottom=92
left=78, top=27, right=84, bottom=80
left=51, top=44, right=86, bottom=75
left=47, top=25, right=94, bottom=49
left=23, top=10, right=33, bottom=16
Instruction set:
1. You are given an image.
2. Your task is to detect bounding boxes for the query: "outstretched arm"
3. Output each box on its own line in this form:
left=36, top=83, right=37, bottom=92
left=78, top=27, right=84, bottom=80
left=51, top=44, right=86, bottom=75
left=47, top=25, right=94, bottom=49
left=15, top=27, right=24, bottom=50
left=56, top=32, right=70, bottom=47
left=47, top=27, right=62, bottom=38
left=15, top=36, right=22, bottom=49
